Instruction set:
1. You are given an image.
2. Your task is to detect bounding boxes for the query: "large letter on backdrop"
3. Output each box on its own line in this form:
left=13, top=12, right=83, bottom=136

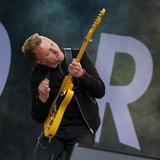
left=95, top=33, right=153, bottom=149
left=0, top=22, right=11, bottom=96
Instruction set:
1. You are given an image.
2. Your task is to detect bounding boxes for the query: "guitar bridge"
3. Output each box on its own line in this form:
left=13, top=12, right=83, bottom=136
left=50, top=103, right=58, bottom=115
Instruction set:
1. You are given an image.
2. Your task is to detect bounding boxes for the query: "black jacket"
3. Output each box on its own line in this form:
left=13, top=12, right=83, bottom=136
left=30, top=49, right=105, bottom=133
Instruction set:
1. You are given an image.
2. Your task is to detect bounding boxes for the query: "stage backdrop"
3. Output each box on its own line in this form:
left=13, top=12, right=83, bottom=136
left=0, top=0, right=160, bottom=160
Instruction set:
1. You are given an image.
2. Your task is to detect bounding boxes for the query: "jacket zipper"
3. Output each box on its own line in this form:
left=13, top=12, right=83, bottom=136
left=74, top=95, right=94, bottom=134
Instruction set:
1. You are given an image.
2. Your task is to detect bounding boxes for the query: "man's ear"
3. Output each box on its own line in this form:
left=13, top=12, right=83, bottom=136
left=36, top=60, right=41, bottom=64
left=36, top=60, right=45, bottom=65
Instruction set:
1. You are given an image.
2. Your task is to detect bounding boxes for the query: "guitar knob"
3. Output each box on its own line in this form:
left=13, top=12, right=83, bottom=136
left=51, top=116, right=54, bottom=120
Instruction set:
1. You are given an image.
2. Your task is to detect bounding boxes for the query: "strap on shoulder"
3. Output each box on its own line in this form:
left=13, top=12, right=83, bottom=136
left=63, top=48, right=73, bottom=67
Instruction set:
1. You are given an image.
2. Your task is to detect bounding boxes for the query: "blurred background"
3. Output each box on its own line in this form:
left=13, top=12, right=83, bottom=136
left=0, top=0, right=160, bottom=159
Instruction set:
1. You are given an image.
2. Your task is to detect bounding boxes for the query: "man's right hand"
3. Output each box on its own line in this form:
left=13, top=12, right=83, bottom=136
left=38, top=78, right=50, bottom=103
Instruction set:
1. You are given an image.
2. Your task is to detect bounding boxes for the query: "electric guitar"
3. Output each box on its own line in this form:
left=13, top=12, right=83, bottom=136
left=44, top=8, right=106, bottom=138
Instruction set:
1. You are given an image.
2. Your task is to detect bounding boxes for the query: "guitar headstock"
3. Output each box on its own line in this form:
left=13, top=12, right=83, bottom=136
left=92, top=8, right=106, bottom=28
left=76, top=8, right=106, bottom=62
left=99, top=8, right=106, bottom=17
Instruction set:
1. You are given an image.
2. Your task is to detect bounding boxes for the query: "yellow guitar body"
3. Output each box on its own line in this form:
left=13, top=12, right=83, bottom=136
left=44, top=76, right=74, bottom=137
left=44, top=89, right=74, bottom=137
left=44, top=8, right=106, bottom=138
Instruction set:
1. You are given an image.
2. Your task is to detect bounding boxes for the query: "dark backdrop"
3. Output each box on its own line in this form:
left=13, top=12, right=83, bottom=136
left=0, top=0, right=160, bottom=160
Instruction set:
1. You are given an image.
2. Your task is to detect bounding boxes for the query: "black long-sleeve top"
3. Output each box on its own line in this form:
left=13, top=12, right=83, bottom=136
left=30, top=49, right=105, bottom=133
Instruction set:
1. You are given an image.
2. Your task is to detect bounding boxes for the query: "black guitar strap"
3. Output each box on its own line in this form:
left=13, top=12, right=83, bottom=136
left=63, top=48, right=73, bottom=68
left=63, top=48, right=79, bottom=87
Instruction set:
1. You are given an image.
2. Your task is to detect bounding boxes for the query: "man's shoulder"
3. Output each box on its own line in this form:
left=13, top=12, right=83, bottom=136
left=62, top=48, right=80, bottom=58
left=71, top=48, right=80, bottom=53
left=30, top=64, right=41, bottom=74
left=63, top=48, right=79, bottom=50
left=63, top=48, right=79, bottom=53
left=30, top=64, right=48, bottom=78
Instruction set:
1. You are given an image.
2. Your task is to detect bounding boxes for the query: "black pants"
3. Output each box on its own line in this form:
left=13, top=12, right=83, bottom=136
left=33, top=128, right=95, bottom=160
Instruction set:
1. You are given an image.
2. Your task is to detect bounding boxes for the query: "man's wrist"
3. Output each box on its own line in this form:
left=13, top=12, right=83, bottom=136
left=79, top=69, right=86, bottom=79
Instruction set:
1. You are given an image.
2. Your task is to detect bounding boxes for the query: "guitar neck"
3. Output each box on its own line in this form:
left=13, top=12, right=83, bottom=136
left=49, top=8, right=106, bottom=119
left=62, top=8, right=106, bottom=90
left=75, top=8, right=106, bottom=63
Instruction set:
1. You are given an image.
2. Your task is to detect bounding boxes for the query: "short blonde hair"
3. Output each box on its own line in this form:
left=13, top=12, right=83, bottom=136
left=21, top=33, right=41, bottom=62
